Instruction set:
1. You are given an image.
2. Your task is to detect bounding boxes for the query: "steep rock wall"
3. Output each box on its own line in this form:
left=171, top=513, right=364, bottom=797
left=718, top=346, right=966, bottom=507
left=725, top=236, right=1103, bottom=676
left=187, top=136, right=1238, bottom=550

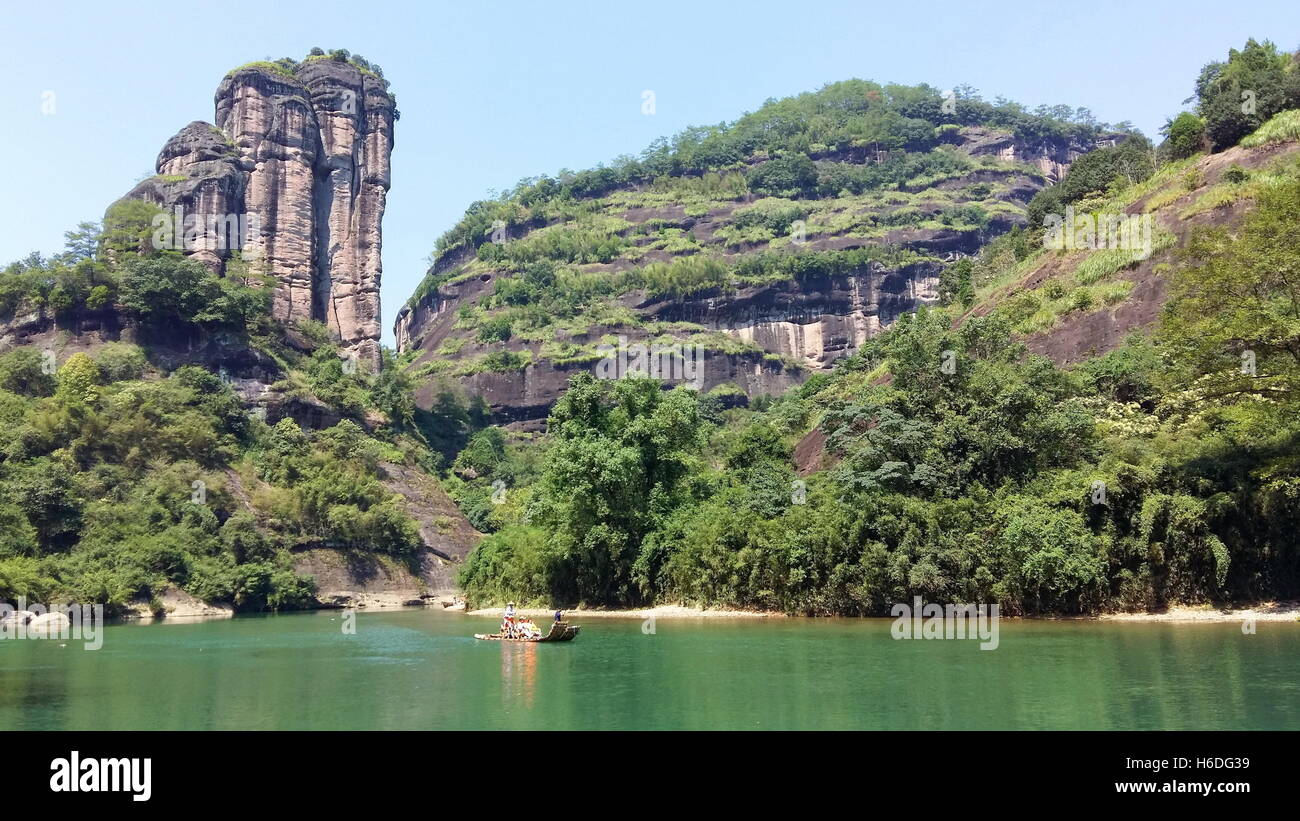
left=120, top=61, right=394, bottom=367
left=639, top=264, right=941, bottom=369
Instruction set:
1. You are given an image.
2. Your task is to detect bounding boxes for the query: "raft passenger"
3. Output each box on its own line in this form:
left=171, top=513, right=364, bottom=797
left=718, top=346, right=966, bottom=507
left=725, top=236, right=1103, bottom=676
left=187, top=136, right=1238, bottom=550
left=503, top=601, right=517, bottom=637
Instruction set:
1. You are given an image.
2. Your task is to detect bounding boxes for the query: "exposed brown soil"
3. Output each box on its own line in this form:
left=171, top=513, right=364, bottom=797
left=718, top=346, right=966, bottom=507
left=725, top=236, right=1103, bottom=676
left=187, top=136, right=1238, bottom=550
left=964, top=140, right=1300, bottom=367
left=793, top=427, right=826, bottom=476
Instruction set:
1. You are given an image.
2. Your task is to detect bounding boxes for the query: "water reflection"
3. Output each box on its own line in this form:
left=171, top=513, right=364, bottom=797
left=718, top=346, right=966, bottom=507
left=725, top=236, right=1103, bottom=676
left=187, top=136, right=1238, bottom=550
left=500, top=642, right=538, bottom=709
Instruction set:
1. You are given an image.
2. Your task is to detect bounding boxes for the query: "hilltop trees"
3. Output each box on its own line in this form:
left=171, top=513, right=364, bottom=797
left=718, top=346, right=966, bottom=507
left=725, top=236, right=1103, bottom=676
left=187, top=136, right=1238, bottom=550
left=0, top=202, right=272, bottom=334
left=747, top=154, right=818, bottom=197
left=423, top=79, right=1116, bottom=271
left=1191, top=39, right=1300, bottom=151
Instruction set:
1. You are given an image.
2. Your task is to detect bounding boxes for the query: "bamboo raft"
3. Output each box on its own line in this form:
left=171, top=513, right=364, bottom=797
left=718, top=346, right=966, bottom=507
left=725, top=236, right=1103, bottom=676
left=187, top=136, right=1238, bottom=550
left=475, top=621, right=581, bottom=642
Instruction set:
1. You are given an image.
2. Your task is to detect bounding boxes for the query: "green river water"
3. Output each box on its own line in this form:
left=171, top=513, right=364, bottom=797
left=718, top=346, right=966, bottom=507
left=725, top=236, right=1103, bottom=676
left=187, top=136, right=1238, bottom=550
left=2, top=608, right=1297, bottom=730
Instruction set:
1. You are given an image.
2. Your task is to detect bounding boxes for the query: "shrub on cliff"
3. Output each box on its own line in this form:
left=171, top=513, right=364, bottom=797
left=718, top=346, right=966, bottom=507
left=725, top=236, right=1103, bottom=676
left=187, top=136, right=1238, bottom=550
left=0, top=349, right=57, bottom=397
left=747, top=154, right=818, bottom=198
left=101, top=199, right=163, bottom=257
left=1028, top=137, right=1154, bottom=229
left=421, top=79, right=1116, bottom=272
left=118, top=255, right=270, bottom=329
left=1162, top=112, right=1206, bottom=159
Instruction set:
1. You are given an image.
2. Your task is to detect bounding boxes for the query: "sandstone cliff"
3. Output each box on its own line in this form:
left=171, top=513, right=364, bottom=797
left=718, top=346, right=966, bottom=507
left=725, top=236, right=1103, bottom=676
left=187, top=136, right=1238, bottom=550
left=396, top=124, right=1102, bottom=427
left=121, top=58, right=394, bottom=367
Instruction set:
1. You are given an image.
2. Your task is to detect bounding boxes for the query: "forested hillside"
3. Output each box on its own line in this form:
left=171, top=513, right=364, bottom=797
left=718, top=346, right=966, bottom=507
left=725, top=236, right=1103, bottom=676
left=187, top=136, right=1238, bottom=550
left=0, top=205, right=462, bottom=612
left=396, top=78, right=1125, bottom=425
left=452, top=39, right=1300, bottom=614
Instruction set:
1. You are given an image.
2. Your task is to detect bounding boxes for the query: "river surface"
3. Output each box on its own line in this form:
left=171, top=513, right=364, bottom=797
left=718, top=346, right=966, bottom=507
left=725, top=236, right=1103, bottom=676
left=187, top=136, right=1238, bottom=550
left=2, top=608, right=1297, bottom=730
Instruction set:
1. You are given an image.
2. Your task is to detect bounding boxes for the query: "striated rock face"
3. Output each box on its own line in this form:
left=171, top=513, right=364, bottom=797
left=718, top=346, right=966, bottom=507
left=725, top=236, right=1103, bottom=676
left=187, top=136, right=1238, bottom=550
left=297, top=60, right=394, bottom=367
left=640, top=264, right=941, bottom=370
left=119, top=61, right=395, bottom=367
left=215, top=68, right=321, bottom=325
left=123, top=122, right=247, bottom=273
left=957, top=125, right=1116, bottom=184
left=393, top=265, right=931, bottom=429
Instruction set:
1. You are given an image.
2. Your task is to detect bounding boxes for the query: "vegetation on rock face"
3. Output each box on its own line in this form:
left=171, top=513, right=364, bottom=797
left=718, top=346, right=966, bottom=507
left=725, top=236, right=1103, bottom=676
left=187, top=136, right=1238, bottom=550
left=418, top=79, right=1119, bottom=282
left=455, top=38, right=1300, bottom=614
left=1241, top=108, right=1300, bottom=148
left=400, top=79, right=1129, bottom=407
left=461, top=175, right=1300, bottom=612
left=227, top=48, right=399, bottom=113
left=0, top=208, right=434, bottom=614
left=1026, top=137, right=1155, bottom=230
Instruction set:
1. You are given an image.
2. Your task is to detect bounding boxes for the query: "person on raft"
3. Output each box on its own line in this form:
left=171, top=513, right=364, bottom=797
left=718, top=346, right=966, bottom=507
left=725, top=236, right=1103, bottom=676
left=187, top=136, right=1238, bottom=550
left=503, top=601, right=517, bottom=637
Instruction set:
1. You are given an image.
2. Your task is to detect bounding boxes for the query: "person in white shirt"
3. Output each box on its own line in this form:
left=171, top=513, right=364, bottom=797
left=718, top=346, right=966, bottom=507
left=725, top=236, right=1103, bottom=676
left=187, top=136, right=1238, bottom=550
left=503, top=602, right=517, bottom=637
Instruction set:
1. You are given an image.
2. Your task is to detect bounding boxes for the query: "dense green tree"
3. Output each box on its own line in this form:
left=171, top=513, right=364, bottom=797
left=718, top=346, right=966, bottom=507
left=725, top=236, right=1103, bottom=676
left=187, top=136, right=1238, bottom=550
left=746, top=153, right=818, bottom=197
left=521, top=374, right=705, bottom=604
left=938, top=258, right=975, bottom=307
left=100, top=199, right=163, bottom=256
left=1161, top=112, right=1206, bottom=159
left=55, top=352, right=101, bottom=406
left=1194, top=39, right=1300, bottom=151
left=0, top=349, right=57, bottom=397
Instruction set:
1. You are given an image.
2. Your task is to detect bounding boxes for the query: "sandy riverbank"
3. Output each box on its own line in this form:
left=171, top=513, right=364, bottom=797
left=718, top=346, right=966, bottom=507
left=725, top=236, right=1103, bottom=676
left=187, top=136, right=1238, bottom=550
left=466, top=603, right=781, bottom=620
left=465, top=601, right=1300, bottom=622
left=1097, top=601, right=1300, bottom=623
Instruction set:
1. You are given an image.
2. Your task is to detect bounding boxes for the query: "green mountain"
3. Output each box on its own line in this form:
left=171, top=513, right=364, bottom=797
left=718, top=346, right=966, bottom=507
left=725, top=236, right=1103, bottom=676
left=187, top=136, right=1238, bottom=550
left=396, top=79, right=1128, bottom=427
left=438, top=40, right=1300, bottom=615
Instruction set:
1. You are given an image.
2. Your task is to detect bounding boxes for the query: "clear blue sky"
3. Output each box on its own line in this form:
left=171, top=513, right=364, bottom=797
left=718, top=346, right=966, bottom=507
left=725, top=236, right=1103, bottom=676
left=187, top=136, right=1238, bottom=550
left=3, top=0, right=1297, bottom=346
